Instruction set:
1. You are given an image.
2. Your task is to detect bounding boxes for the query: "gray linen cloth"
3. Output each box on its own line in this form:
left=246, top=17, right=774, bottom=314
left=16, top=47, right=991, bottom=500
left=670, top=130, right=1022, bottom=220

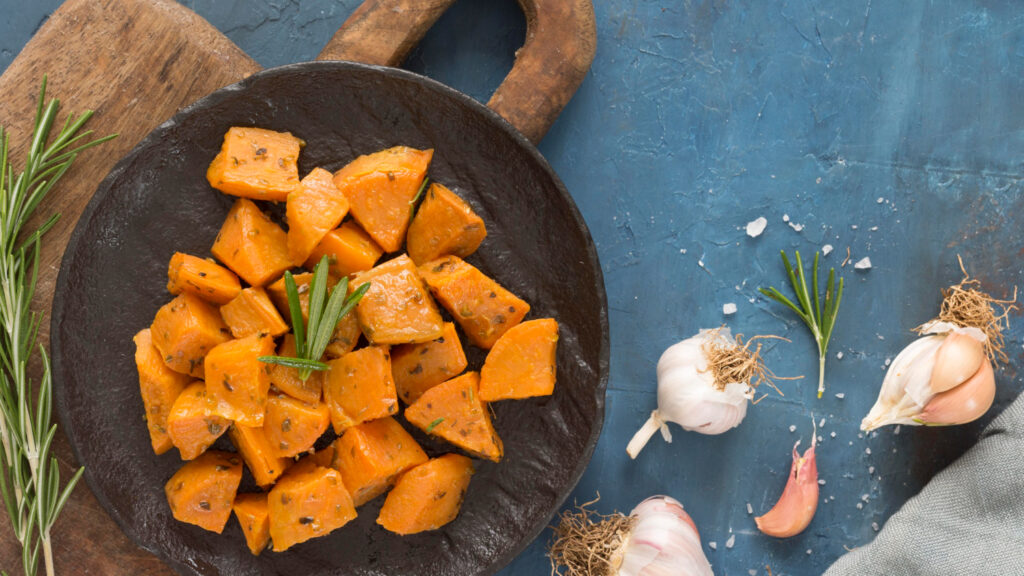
left=825, top=395, right=1024, bottom=575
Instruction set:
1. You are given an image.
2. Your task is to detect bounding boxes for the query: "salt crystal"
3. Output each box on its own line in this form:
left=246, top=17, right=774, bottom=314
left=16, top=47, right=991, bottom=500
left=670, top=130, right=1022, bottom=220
left=788, top=222, right=804, bottom=232
left=723, top=303, right=737, bottom=315
left=868, top=466, right=875, bottom=474
left=749, top=570, right=759, bottom=576
left=698, top=258, right=705, bottom=268
left=877, top=197, right=884, bottom=204
left=865, top=447, right=872, bottom=455
left=851, top=224, right=858, bottom=230
left=789, top=425, right=797, bottom=432
left=872, top=522, right=880, bottom=532
left=857, top=503, right=864, bottom=510
left=854, top=257, right=872, bottom=270
left=835, top=392, right=845, bottom=399
left=822, top=244, right=834, bottom=255
left=726, top=534, right=736, bottom=549
left=806, top=549, right=813, bottom=555
left=862, top=494, right=870, bottom=502
left=885, top=357, right=892, bottom=366
left=818, top=479, right=826, bottom=485
left=709, top=541, right=717, bottom=550
left=747, top=502, right=753, bottom=515
left=836, top=351, right=844, bottom=360
left=894, top=425, right=901, bottom=435
left=819, top=418, right=826, bottom=428
left=783, top=214, right=790, bottom=222
left=870, top=226, right=878, bottom=231
left=830, top=431, right=837, bottom=438
left=680, top=248, right=687, bottom=254
left=746, top=217, right=768, bottom=237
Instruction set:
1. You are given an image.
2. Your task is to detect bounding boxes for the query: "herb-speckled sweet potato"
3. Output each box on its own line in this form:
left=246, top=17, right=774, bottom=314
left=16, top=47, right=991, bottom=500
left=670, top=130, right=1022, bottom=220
left=332, top=417, right=427, bottom=507
left=211, top=199, right=292, bottom=287
left=204, top=334, right=275, bottom=426
left=233, top=493, right=270, bottom=556
left=351, top=255, right=444, bottom=345
left=164, top=450, right=243, bottom=533
left=268, top=464, right=356, bottom=552
left=229, top=424, right=291, bottom=488
left=133, top=328, right=191, bottom=454
left=167, top=252, right=242, bottom=305
left=377, top=454, right=473, bottom=535
left=405, top=372, right=503, bottom=462
left=263, top=394, right=330, bottom=458
left=323, top=346, right=398, bottom=433
left=150, top=293, right=231, bottom=378
left=480, top=318, right=558, bottom=401
left=305, top=220, right=384, bottom=278
left=219, top=287, right=289, bottom=339
left=167, top=381, right=230, bottom=460
left=206, top=127, right=301, bottom=202
left=268, top=334, right=323, bottom=405
left=391, top=322, right=468, bottom=404
left=286, top=167, right=350, bottom=266
left=406, top=183, right=486, bottom=265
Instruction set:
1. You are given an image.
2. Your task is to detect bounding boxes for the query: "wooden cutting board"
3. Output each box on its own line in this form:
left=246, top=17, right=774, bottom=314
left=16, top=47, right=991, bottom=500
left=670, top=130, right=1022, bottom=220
left=0, top=0, right=593, bottom=573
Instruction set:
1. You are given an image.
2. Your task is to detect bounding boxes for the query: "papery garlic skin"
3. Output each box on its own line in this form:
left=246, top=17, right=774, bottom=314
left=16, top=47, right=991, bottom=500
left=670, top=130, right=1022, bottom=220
left=617, top=496, right=713, bottom=576
left=863, top=322, right=992, bottom=431
left=627, top=329, right=753, bottom=458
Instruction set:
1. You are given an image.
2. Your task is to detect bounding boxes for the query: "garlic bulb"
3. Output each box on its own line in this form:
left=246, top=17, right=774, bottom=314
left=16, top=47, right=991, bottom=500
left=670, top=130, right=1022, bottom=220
left=627, top=329, right=754, bottom=459
left=862, top=321, right=995, bottom=431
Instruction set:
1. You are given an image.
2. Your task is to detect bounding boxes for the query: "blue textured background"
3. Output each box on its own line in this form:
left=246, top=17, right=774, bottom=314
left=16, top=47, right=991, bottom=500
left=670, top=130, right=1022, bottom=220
left=3, top=1, right=1023, bottom=574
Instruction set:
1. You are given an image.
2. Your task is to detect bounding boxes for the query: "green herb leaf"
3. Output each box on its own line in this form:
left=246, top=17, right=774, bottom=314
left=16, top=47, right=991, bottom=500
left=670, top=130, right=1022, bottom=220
left=426, top=417, right=445, bottom=433
left=409, top=177, right=430, bottom=219
left=284, top=271, right=305, bottom=358
left=257, top=356, right=330, bottom=371
left=305, top=256, right=331, bottom=354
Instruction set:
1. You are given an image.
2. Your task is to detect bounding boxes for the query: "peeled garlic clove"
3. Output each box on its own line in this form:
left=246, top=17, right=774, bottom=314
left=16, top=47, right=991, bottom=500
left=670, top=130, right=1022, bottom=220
left=916, top=359, right=995, bottom=426
left=928, top=331, right=985, bottom=395
left=755, top=441, right=818, bottom=538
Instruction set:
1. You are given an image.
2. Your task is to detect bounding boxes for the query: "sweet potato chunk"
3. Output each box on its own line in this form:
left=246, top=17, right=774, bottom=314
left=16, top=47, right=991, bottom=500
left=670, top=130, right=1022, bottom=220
left=332, top=417, right=428, bottom=506
left=233, top=493, right=270, bottom=556
left=324, top=312, right=361, bottom=358
left=405, top=372, right=503, bottom=462
left=268, top=334, right=323, bottom=404
left=406, top=183, right=486, bottom=265
left=419, top=256, right=529, bottom=349
left=306, top=221, right=384, bottom=278
left=165, top=450, right=242, bottom=533
left=219, top=287, right=289, bottom=339
left=323, top=346, right=398, bottom=434
left=391, top=322, right=468, bottom=404
left=206, top=127, right=301, bottom=202
left=205, top=334, right=275, bottom=426
left=211, top=199, right=291, bottom=287
left=167, top=252, right=242, bottom=305
left=268, top=465, right=356, bottom=552
left=133, top=329, right=191, bottom=454
left=352, top=255, right=444, bottom=345
left=263, top=395, right=331, bottom=458
left=332, top=146, right=433, bottom=252
left=229, top=424, right=291, bottom=488
left=287, top=168, right=350, bottom=265
left=167, top=382, right=230, bottom=460
left=480, top=319, right=558, bottom=401
left=151, top=293, right=231, bottom=378
left=377, top=454, right=473, bottom=535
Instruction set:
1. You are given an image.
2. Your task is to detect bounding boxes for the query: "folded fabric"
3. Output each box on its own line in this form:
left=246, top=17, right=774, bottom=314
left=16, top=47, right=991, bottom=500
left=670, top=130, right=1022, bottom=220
left=824, top=394, right=1024, bottom=575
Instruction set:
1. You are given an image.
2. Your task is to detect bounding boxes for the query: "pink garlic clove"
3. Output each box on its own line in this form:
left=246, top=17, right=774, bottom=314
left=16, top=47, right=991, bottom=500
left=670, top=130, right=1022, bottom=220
left=755, top=441, right=818, bottom=538
left=928, top=331, right=985, bottom=395
left=917, top=358, right=995, bottom=426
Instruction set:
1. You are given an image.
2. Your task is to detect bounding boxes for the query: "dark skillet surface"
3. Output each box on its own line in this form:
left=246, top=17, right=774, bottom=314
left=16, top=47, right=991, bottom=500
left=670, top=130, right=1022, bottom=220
left=51, top=61, right=608, bottom=576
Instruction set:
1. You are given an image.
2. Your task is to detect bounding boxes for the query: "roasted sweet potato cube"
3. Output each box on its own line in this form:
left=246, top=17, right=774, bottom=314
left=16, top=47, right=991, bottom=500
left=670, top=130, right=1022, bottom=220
left=165, top=450, right=243, bottom=533
left=268, top=334, right=323, bottom=404
left=332, top=417, right=428, bottom=506
left=206, top=127, right=301, bottom=202
left=211, top=199, right=292, bottom=287
left=324, top=312, right=361, bottom=358
left=405, top=372, right=502, bottom=462
left=406, top=183, right=486, bottom=265
left=377, top=454, right=473, bottom=535
left=167, top=382, right=230, bottom=460
left=229, top=424, right=291, bottom=488
left=480, top=318, right=558, bottom=401
left=263, top=395, right=331, bottom=458
left=268, top=465, right=356, bottom=552
left=205, top=334, right=275, bottom=426
left=151, top=293, right=231, bottom=378
left=233, top=493, right=270, bottom=556
left=419, top=256, right=529, bottom=349
left=266, top=272, right=336, bottom=321
left=133, top=329, right=191, bottom=454
left=332, top=146, right=433, bottom=252
left=323, top=346, right=398, bottom=434
left=220, top=287, right=289, bottom=339
left=167, top=252, right=242, bottom=305
left=287, top=168, right=350, bottom=265
left=391, top=322, right=468, bottom=404
left=351, top=255, right=444, bottom=345
left=306, top=221, right=384, bottom=278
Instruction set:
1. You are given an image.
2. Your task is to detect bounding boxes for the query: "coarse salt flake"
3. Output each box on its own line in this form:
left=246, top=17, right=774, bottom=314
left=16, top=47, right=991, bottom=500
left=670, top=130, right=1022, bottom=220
left=789, top=425, right=797, bottom=432
left=854, top=257, right=872, bottom=270
left=783, top=214, right=790, bottom=222
left=872, top=522, right=880, bottom=531
left=723, top=303, right=738, bottom=315
left=830, top=431, right=837, bottom=438
left=818, top=479, right=826, bottom=485
left=709, top=541, right=717, bottom=550
left=746, top=216, right=768, bottom=237
left=837, top=351, right=844, bottom=360
left=835, top=392, right=845, bottom=399
left=865, top=447, right=872, bottom=455
left=868, top=466, right=875, bottom=474
left=788, top=222, right=804, bottom=232
left=746, top=502, right=753, bottom=515
left=726, top=534, right=736, bottom=549
left=822, top=244, right=833, bottom=255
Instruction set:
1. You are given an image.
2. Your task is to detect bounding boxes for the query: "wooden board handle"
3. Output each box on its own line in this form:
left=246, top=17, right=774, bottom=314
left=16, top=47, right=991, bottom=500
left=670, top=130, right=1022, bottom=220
left=318, top=0, right=596, bottom=144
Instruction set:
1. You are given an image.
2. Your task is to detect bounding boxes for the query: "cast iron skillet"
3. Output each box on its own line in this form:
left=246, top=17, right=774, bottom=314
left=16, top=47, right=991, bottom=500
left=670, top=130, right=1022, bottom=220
left=50, top=1, right=606, bottom=575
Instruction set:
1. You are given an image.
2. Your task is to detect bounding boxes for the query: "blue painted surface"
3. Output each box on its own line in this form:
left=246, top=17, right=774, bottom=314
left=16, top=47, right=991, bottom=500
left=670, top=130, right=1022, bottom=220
left=3, top=1, right=1024, bottom=574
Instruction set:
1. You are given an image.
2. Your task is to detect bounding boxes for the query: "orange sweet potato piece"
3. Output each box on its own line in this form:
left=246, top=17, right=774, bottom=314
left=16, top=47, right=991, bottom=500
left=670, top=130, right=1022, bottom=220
left=219, top=287, right=289, bottom=339
left=133, top=329, right=191, bottom=454
left=324, top=311, right=361, bottom=358
left=233, top=493, right=270, bottom=555
left=306, top=221, right=384, bottom=278
left=406, top=183, right=486, bottom=265
left=167, top=382, right=230, bottom=460
left=205, top=334, right=275, bottom=426
left=351, top=255, right=444, bottom=345
left=391, top=322, right=468, bottom=404
left=229, top=424, right=291, bottom=488
left=332, top=417, right=428, bottom=506
left=151, top=293, right=231, bottom=378
left=287, top=168, right=350, bottom=265
left=167, top=252, right=242, bottom=305
left=480, top=318, right=559, bottom=401
left=268, top=464, right=357, bottom=552
left=332, top=146, right=433, bottom=252
left=323, top=346, right=398, bottom=434
left=211, top=198, right=292, bottom=287
left=419, top=256, right=530, bottom=349
left=405, top=372, right=503, bottom=462
left=268, top=334, right=323, bottom=404
left=263, top=394, right=331, bottom=458
left=165, top=450, right=243, bottom=533
left=206, top=127, right=301, bottom=202
left=377, top=454, right=473, bottom=535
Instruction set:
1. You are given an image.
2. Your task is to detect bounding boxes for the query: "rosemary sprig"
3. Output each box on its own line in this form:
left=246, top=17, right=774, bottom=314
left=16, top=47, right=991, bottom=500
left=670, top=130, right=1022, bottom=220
left=0, top=78, right=115, bottom=576
left=259, top=255, right=370, bottom=380
left=760, top=250, right=843, bottom=398
left=408, top=177, right=430, bottom=220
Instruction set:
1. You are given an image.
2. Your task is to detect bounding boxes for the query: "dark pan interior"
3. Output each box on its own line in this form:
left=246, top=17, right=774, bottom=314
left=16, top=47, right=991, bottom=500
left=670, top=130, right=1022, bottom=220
left=51, top=61, right=608, bottom=576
